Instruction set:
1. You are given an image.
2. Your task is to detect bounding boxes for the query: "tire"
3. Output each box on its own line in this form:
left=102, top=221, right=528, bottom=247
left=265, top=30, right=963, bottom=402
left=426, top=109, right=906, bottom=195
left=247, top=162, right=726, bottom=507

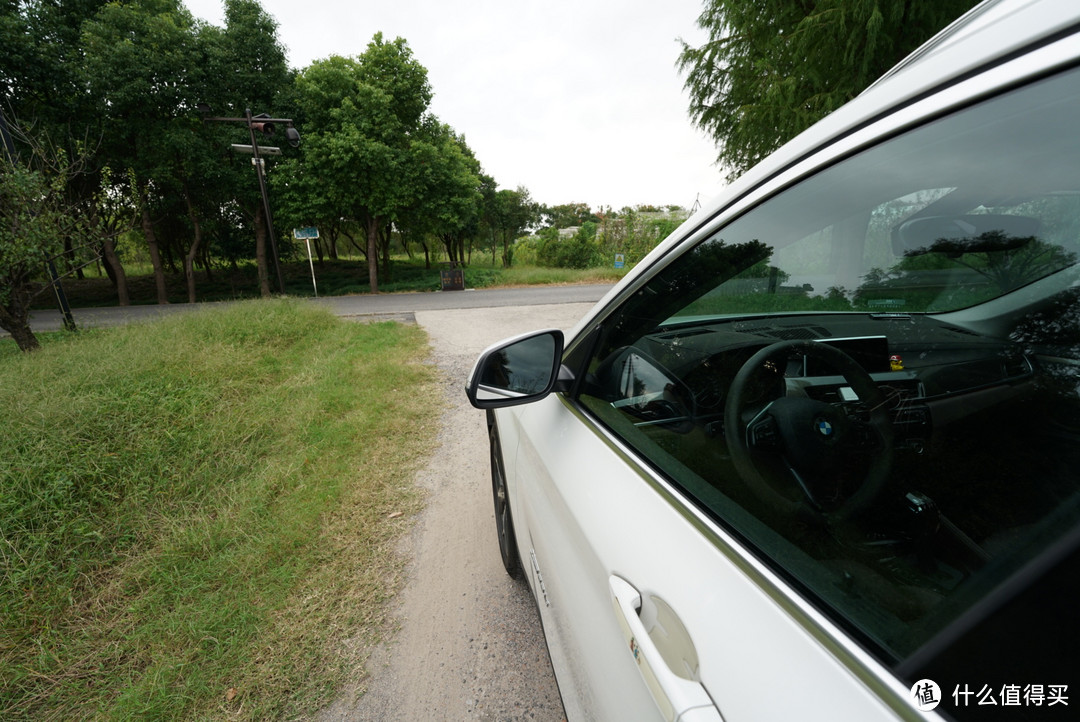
left=489, top=421, right=521, bottom=578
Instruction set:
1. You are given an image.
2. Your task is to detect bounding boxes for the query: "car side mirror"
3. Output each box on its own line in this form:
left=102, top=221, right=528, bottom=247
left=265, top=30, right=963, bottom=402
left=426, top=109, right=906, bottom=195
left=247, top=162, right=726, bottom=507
left=465, top=329, right=565, bottom=409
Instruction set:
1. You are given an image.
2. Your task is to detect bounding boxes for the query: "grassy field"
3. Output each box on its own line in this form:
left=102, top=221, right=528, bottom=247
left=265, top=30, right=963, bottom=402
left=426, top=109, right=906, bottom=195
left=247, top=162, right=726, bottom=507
left=0, top=301, right=440, bottom=719
left=39, top=256, right=628, bottom=309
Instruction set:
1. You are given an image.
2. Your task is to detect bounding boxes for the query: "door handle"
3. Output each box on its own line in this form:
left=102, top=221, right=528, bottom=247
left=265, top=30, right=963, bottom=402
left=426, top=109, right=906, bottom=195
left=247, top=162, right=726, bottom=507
left=609, top=575, right=723, bottom=722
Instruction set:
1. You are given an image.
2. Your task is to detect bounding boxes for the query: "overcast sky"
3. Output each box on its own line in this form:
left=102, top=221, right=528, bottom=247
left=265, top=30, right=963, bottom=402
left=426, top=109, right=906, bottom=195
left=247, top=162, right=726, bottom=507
left=182, top=0, right=725, bottom=212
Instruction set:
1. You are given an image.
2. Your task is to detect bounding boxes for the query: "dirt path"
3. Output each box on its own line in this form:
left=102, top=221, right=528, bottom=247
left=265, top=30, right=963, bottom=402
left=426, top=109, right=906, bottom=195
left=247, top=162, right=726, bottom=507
left=317, top=303, right=595, bottom=721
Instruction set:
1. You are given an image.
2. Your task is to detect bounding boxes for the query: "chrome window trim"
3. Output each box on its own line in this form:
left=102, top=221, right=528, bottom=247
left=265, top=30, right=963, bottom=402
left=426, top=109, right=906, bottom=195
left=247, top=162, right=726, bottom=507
left=555, top=393, right=939, bottom=722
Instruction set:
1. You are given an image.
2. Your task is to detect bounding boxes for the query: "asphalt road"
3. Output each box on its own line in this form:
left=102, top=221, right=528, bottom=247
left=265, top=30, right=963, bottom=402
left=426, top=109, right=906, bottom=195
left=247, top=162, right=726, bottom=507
left=26, top=284, right=615, bottom=333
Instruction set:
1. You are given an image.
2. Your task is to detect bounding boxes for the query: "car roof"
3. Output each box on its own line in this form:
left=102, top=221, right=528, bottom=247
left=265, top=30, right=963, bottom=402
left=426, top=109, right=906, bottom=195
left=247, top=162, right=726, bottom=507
left=691, top=0, right=1080, bottom=231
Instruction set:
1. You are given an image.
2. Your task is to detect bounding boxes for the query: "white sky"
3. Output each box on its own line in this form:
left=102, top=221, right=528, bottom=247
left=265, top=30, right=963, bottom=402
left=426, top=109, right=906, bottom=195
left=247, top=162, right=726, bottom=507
left=181, top=0, right=725, bottom=211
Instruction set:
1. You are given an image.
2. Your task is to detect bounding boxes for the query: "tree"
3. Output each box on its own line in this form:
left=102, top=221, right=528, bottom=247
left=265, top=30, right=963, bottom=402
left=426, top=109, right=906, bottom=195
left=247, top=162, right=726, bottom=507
left=2, top=0, right=128, bottom=302
left=488, top=187, right=538, bottom=268
left=399, top=120, right=483, bottom=268
left=291, top=36, right=433, bottom=293
left=208, top=0, right=293, bottom=298
left=0, top=119, right=103, bottom=351
left=537, top=222, right=601, bottom=269
left=81, top=0, right=200, bottom=304
left=540, top=202, right=598, bottom=229
left=678, top=0, right=979, bottom=178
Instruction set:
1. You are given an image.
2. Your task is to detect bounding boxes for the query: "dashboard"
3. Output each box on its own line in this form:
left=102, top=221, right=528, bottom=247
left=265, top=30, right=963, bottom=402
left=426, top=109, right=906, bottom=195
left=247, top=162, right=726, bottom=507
left=592, top=313, right=1038, bottom=452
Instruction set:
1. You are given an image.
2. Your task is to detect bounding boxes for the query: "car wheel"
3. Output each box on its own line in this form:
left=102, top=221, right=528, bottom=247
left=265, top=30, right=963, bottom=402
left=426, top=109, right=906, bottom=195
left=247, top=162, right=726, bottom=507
left=489, top=419, right=521, bottom=578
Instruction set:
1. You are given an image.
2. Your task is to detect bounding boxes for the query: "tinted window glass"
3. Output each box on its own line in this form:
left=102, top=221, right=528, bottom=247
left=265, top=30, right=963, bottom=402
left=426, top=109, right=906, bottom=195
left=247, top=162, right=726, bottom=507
left=578, top=66, right=1080, bottom=691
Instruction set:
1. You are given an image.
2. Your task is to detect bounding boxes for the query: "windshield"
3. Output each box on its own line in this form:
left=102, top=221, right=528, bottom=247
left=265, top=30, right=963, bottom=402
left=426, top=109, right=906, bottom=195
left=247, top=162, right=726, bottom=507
left=661, top=67, right=1080, bottom=323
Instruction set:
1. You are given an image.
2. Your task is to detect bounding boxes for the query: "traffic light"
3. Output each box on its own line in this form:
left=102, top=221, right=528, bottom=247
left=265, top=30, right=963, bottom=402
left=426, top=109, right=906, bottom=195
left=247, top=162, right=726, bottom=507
left=250, top=113, right=275, bottom=136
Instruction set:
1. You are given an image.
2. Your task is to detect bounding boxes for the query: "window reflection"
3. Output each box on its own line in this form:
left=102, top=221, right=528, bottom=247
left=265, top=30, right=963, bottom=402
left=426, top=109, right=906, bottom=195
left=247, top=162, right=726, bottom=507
left=480, top=333, right=557, bottom=396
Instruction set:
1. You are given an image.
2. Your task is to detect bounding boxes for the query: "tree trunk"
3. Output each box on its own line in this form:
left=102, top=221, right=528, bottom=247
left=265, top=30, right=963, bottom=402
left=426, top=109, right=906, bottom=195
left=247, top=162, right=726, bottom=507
left=0, top=303, right=40, bottom=352
left=201, top=244, right=214, bottom=281
left=501, top=234, right=512, bottom=268
left=380, top=221, right=393, bottom=282
left=101, top=236, right=130, bottom=306
left=365, top=214, right=379, bottom=293
left=141, top=207, right=170, bottom=304
left=182, top=186, right=203, bottom=304
left=254, top=205, right=272, bottom=298
left=5, top=322, right=39, bottom=351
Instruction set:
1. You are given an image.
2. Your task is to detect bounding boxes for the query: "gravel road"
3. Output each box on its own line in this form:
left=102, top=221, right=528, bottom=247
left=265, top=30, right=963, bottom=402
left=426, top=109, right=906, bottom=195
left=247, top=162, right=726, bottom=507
left=317, top=302, right=597, bottom=721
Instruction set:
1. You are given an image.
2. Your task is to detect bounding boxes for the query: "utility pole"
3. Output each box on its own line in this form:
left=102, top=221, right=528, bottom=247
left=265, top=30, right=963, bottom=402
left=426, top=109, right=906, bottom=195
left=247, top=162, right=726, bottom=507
left=246, top=108, right=285, bottom=294
left=199, top=106, right=300, bottom=295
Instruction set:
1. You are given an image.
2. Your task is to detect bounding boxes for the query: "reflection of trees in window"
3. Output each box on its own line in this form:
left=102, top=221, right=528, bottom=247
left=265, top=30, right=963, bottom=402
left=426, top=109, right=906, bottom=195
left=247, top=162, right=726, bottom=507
left=854, top=230, right=1077, bottom=312
left=906, top=233, right=1075, bottom=293
left=864, top=189, right=958, bottom=269
left=601, top=239, right=774, bottom=354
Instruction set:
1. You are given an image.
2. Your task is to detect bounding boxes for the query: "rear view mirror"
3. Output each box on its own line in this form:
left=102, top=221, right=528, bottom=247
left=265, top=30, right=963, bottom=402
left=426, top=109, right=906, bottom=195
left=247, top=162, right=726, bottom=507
left=466, top=330, right=565, bottom=409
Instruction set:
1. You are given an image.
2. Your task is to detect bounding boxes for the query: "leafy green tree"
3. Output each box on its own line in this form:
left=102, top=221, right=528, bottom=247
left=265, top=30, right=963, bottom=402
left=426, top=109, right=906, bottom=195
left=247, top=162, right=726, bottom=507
left=0, top=122, right=100, bottom=351
left=293, top=35, right=433, bottom=292
left=0, top=0, right=109, bottom=134
left=399, top=120, right=483, bottom=267
left=541, top=202, right=598, bottom=229
left=488, top=187, right=538, bottom=268
left=207, top=0, right=294, bottom=297
left=678, top=0, right=979, bottom=178
left=2, top=0, right=128, bottom=301
left=81, top=0, right=200, bottom=303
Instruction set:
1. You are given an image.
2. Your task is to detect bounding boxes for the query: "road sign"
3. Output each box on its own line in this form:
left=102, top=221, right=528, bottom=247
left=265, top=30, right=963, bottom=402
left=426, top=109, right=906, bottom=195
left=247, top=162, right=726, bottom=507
left=230, top=144, right=282, bottom=156
left=292, top=228, right=320, bottom=297
left=440, top=266, right=465, bottom=291
left=614, top=253, right=626, bottom=269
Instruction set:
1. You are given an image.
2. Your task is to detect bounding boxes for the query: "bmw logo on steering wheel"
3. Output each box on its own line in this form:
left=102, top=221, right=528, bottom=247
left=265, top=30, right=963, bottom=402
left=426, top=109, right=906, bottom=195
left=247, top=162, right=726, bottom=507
left=815, top=418, right=834, bottom=437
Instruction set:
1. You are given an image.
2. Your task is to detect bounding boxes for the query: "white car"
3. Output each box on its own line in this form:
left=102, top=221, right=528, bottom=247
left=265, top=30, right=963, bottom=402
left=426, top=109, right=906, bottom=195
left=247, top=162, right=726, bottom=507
left=466, top=1, right=1080, bottom=719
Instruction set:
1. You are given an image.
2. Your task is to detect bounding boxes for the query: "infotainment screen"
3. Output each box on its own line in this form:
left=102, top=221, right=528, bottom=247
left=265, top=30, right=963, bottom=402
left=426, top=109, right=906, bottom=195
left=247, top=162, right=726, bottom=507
left=805, top=336, right=891, bottom=375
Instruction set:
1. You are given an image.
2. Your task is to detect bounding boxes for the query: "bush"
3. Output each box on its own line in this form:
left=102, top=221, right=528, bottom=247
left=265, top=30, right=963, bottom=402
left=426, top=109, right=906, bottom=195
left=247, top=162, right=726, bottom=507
left=536, top=226, right=603, bottom=269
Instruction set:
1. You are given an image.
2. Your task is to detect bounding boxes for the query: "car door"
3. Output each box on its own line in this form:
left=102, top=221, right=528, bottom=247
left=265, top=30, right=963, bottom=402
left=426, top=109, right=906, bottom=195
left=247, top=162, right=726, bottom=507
left=508, top=382, right=911, bottom=721
left=465, top=14, right=1080, bottom=720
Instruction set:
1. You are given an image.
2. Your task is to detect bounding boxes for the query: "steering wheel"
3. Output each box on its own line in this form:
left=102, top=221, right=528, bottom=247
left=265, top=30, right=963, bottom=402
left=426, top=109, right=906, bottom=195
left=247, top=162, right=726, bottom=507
left=724, top=340, right=894, bottom=523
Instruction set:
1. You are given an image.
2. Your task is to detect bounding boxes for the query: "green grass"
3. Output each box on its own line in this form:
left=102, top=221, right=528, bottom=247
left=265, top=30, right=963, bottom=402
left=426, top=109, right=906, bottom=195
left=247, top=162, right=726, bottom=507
left=481, top=264, right=628, bottom=287
left=0, top=300, right=440, bottom=719
left=35, top=256, right=627, bottom=309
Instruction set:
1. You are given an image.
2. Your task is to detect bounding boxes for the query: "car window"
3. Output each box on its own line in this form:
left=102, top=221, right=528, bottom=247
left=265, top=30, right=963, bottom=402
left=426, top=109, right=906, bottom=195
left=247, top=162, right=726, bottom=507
left=576, top=65, right=1080, bottom=693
